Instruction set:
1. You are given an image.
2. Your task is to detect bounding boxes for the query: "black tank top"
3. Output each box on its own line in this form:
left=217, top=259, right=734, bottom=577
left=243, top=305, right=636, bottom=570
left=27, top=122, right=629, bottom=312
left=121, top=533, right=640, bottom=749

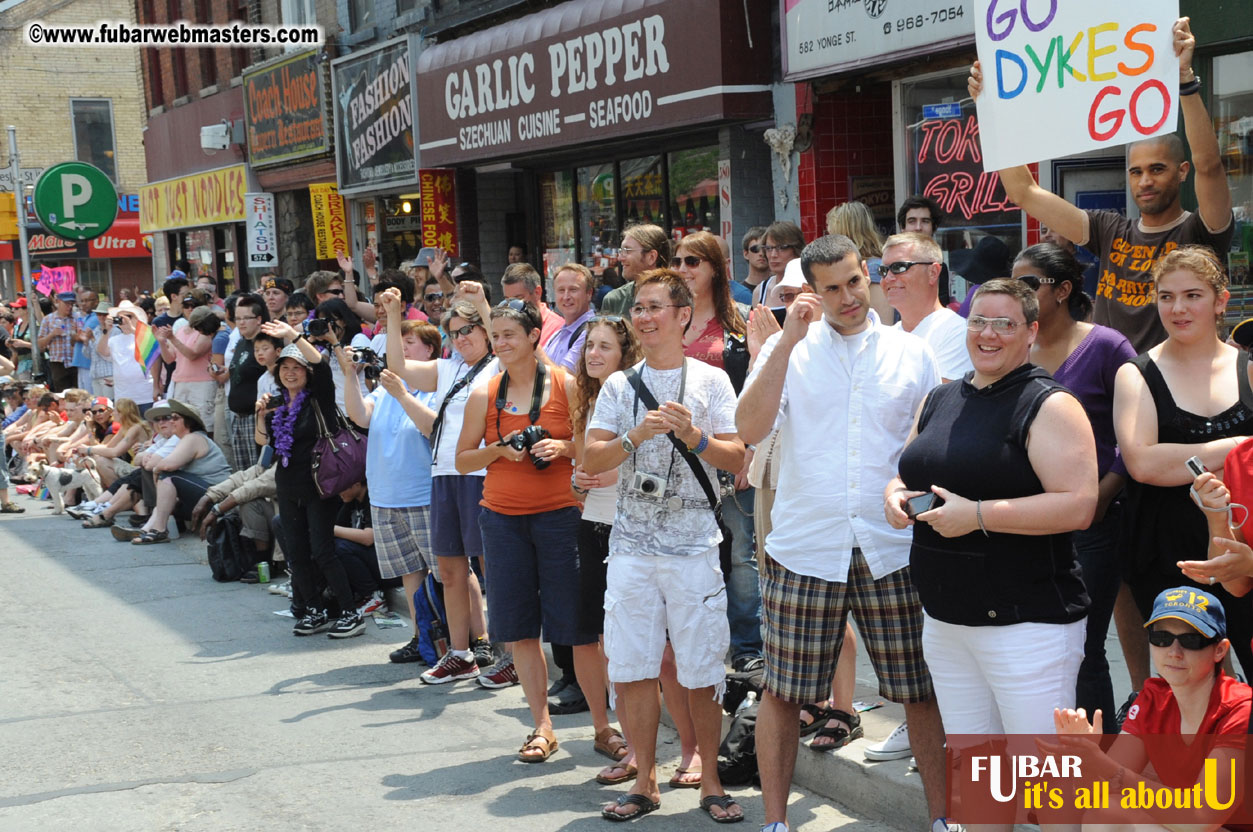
left=1121, top=350, right=1253, bottom=577
left=898, top=363, right=1089, bottom=626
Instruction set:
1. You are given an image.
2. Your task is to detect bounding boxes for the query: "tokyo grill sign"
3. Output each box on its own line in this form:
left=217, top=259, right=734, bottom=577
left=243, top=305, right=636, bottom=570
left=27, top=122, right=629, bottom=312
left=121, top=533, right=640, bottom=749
left=332, top=34, right=421, bottom=195
left=416, top=0, right=772, bottom=167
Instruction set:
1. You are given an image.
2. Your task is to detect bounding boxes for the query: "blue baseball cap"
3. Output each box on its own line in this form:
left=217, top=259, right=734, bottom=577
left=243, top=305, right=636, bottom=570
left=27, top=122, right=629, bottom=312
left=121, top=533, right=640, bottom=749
left=1145, top=586, right=1226, bottom=638
left=56, top=292, right=76, bottom=302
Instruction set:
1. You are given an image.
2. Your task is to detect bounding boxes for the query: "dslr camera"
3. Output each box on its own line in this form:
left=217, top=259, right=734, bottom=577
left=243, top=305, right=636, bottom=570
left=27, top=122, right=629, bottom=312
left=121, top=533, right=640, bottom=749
left=352, top=347, right=385, bottom=380
left=630, top=471, right=668, bottom=502
left=303, top=317, right=331, bottom=338
left=506, top=424, right=552, bottom=469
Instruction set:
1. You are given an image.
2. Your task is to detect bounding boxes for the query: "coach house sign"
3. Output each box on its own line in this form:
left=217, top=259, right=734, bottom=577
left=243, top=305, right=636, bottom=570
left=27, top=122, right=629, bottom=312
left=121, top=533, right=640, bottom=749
left=416, top=0, right=772, bottom=166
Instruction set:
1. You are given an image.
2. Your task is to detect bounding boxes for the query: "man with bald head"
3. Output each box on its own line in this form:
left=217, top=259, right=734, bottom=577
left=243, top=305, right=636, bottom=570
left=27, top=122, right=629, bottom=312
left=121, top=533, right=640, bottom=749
left=968, top=16, right=1233, bottom=352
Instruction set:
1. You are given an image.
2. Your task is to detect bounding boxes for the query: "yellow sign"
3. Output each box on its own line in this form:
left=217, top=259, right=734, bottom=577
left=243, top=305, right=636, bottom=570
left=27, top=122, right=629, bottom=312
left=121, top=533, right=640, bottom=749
left=0, top=193, right=16, bottom=239
left=309, top=182, right=349, bottom=261
left=139, top=165, right=248, bottom=233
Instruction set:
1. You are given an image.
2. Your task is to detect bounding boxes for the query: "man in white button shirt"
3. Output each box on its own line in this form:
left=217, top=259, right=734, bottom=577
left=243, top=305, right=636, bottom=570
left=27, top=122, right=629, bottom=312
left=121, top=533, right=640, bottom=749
left=737, top=235, right=952, bottom=832
left=882, top=232, right=973, bottom=382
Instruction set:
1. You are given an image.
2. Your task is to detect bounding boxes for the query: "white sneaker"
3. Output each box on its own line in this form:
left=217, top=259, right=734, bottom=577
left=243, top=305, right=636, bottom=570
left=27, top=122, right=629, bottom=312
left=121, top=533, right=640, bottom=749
left=358, top=590, right=386, bottom=616
left=268, top=581, right=292, bottom=597
left=909, top=756, right=918, bottom=771
left=932, top=818, right=964, bottom=832
left=863, top=720, right=911, bottom=761
left=66, top=501, right=98, bottom=519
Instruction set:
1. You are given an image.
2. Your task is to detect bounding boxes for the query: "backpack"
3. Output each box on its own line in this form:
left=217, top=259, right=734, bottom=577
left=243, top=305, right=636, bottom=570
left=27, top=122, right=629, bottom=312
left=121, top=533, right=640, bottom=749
left=412, top=573, right=450, bottom=664
left=207, top=513, right=252, bottom=582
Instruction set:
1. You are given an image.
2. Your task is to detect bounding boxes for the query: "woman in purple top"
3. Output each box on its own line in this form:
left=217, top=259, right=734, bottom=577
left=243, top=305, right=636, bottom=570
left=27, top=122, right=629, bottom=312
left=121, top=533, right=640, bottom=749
left=1014, top=243, right=1136, bottom=729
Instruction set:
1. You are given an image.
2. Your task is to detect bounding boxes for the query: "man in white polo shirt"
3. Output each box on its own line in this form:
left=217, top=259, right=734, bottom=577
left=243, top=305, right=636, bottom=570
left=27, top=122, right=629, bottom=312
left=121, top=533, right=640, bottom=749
left=737, top=234, right=953, bottom=832
left=881, top=232, right=973, bottom=382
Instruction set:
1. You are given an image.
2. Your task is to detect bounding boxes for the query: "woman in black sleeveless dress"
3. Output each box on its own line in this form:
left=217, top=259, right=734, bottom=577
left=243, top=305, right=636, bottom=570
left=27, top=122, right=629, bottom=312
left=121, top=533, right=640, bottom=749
left=1114, top=246, right=1253, bottom=678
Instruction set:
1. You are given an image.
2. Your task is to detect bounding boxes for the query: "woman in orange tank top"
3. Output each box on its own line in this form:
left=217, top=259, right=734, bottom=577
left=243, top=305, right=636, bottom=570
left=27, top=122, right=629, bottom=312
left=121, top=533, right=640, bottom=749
left=456, top=299, right=610, bottom=765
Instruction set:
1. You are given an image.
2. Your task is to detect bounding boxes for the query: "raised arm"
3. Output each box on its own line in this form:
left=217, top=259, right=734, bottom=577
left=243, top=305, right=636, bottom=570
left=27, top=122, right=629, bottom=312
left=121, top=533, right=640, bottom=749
left=737, top=295, right=819, bottom=444
left=379, top=289, right=440, bottom=391
left=967, top=60, right=1087, bottom=244
left=1174, top=18, right=1232, bottom=233
left=337, top=346, right=374, bottom=429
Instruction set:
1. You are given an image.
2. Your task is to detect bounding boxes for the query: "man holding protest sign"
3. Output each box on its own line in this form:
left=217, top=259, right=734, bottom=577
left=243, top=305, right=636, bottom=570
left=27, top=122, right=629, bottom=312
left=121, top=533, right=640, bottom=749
left=969, top=15, right=1233, bottom=353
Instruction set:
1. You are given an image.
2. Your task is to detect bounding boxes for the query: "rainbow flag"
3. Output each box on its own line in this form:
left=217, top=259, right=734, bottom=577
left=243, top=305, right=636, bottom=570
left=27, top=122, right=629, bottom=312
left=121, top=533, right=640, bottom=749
left=133, top=321, right=161, bottom=375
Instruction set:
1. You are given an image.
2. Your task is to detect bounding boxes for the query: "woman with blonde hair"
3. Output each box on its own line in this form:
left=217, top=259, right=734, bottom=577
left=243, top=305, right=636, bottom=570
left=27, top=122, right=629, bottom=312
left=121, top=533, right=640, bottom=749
left=1114, top=245, right=1253, bottom=678
left=827, top=201, right=891, bottom=322
left=80, top=397, right=153, bottom=488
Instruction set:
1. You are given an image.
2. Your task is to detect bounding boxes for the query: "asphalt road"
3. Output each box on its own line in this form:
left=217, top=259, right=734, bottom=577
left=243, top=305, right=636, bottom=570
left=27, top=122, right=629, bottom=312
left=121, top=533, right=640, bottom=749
left=0, top=505, right=898, bottom=832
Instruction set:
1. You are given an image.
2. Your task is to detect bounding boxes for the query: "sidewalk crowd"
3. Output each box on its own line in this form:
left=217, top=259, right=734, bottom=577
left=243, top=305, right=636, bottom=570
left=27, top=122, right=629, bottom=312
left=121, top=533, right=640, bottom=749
left=5, top=19, right=1253, bottom=832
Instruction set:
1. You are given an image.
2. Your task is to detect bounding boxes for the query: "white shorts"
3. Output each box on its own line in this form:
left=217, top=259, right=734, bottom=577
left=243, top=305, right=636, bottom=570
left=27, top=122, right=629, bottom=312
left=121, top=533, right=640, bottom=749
left=604, top=546, right=729, bottom=696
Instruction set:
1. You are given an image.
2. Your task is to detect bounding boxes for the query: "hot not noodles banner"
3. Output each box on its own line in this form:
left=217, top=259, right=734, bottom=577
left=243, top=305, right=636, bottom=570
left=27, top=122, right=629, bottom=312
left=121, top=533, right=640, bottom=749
left=974, top=0, right=1179, bottom=171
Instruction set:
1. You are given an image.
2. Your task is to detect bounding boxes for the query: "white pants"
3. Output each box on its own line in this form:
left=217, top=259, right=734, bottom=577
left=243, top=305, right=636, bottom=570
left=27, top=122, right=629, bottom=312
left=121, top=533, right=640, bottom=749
left=922, top=613, right=1085, bottom=734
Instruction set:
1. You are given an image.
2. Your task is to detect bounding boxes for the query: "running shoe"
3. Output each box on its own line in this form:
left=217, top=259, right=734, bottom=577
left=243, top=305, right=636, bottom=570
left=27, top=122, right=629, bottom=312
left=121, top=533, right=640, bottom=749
left=420, top=652, right=480, bottom=685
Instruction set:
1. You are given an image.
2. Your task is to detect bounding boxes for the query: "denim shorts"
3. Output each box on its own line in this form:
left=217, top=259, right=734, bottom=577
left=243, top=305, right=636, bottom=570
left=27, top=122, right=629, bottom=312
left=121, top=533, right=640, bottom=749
left=478, top=505, right=596, bottom=646
left=430, top=475, right=485, bottom=558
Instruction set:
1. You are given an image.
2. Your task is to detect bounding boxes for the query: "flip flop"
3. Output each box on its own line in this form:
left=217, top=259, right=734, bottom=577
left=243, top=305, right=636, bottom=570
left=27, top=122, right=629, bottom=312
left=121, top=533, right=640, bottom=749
left=595, top=727, right=630, bottom=761
left=668, top=766, right=702, bottom=788
left=518, top=731, right=558, bottom=763
left=602, top=793, right=661, bottom=822
left=596, top=763, right=638, bottom=786
left=700, top=794, right=745, bottom=824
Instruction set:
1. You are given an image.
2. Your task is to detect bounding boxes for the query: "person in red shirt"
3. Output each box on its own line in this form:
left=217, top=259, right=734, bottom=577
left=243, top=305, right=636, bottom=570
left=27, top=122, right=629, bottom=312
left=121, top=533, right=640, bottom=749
left=1050, top=586, right=1249, bottom=828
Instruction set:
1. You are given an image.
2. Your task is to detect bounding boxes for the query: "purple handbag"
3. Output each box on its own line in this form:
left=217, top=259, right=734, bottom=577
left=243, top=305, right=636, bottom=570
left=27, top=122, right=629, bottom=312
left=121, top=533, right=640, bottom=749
left=311, top=404, right=367, bottom=499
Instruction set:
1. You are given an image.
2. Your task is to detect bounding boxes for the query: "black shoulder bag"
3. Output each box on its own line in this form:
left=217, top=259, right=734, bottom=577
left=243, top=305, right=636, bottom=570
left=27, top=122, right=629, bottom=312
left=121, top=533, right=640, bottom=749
left=622, top=362, right=733, bottom=579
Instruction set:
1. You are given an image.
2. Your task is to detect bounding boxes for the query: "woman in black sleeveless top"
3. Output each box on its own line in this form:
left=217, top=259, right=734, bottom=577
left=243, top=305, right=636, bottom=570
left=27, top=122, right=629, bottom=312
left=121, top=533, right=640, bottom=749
left=886, top=278, right=1097, bottom=738
left=1114, top=246, right=1253, bottom=678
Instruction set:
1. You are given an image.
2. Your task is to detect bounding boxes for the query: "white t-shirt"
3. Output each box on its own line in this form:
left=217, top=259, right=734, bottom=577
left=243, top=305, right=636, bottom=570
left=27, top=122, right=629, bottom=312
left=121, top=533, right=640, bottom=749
left=108, top=332, right=154, bottom=405
left=327, top=334, right=372, bottom=410
left=222, top=327, right=242, bottom=396
left=256, top=371, right=279, bottom=402
left=589, top=358, right=738, bottom=557
left=894, top=307, right=972, bottom=381
left=430, top=354, right=499, bottom=477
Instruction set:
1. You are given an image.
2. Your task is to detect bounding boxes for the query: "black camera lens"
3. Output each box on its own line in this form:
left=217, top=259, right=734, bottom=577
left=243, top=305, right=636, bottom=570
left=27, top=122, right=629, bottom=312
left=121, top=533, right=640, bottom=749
left=305, top=318, right=330, bottom=337
left=640, top=478, right=658, bottom=493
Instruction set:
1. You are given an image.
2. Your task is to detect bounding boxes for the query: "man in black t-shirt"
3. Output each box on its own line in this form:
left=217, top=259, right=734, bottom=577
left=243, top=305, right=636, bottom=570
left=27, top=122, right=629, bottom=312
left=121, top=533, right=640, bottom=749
left=968, top=17, right=1234, bottom=353
left=224, top=295, right=269, bottom=471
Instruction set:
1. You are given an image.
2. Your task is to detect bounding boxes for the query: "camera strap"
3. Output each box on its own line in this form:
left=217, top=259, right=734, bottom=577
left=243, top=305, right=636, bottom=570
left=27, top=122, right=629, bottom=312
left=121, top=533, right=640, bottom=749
left=623, top=362, right=719, bottom=513
left=495, top=360, right=547, bottom=442
left=430, top=354, right=492, bottom=463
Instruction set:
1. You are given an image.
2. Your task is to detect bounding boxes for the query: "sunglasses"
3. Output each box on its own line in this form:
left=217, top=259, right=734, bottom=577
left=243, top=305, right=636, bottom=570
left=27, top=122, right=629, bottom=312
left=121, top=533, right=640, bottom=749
left=90, top=408, right=110, bottom=414
left=326, top=288, right=344, bottom=296
left=424, top=292, right=444, bottom=302
left=497, top=299, right=527, bottom=312
left=746, top=244, right=763, bottom=254
left=876, top=261, right=935, bottom=278
left=1147, top=628, right=1219, bottom=650
left=450, top=323, right=479, bottom=338
left=671, top=255, right=704, bottom=269
left=1016, top=275, right=1057, bottom=289
left=154, top=415, right=175, bottom=422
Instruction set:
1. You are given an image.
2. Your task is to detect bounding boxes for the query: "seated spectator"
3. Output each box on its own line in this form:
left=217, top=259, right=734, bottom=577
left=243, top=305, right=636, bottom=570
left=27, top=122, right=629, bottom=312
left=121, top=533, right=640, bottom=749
left=1049, top=587, right=1249, bottom=828
left=78, top=398, right=153, bottom=490
left=0, top=355, right=21, bottom=512
left=86, top=411, right=181, bottom=530
left=191, top=460, right=276, bottom=568
left=123, top=400, right=232, bottom=545
left=333, top=480, right=386, bottom=617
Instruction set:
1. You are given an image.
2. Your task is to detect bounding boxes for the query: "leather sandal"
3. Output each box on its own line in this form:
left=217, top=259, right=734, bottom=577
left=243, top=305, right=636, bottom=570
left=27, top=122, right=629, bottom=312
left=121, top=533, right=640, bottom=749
left=595, top=762, right=638, bottom=785
left=518, top=731, right=558, bottom=763
left=808, top=709, right=863, bottom=751
left=594, top=727, right=629, bottom=761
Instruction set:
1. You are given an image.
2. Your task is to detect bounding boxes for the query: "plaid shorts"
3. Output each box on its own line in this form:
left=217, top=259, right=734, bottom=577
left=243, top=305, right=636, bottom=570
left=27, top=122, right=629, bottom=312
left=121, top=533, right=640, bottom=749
left=760, top=548, right=932, bottom=705
left=371, top=504, right=435, bottom=579
left=226, top=410, right=258, bottom=473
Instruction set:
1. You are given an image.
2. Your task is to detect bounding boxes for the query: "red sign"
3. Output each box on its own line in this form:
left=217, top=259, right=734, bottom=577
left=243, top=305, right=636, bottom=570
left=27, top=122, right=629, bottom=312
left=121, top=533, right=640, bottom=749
left=88, top=219, right=152, bottom=259
left=915, top=114, right=1019, bottom=226
left=419, top=169, right=457, bottom=252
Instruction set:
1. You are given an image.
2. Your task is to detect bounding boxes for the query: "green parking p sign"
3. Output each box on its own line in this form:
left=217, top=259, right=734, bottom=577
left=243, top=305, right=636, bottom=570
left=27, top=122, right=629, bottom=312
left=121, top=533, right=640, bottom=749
left=33, top=162, right=118, bottom=241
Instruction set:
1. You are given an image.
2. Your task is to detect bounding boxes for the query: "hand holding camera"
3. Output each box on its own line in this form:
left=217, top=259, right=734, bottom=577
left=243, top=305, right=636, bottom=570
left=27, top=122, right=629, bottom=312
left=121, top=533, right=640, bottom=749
left=502, top=424, right=553, bottom=469
left=351, top=346, right=385, bottom=381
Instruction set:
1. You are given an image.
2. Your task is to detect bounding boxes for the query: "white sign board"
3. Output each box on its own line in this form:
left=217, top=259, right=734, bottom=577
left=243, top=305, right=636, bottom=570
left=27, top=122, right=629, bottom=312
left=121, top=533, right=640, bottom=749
left=973, top=0, right=1179, bottom=171
left=245, top=192, right=277, bottom=267
left=0, top=167, right=44, bottom=192
left=783, top=0, right=975, bottom=80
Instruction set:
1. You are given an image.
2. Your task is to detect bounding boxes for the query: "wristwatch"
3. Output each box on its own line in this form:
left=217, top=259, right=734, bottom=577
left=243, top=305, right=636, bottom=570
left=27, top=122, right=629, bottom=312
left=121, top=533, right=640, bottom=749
left=620, top=433, right=636, bottom=454
left=210, top=503, right=223, bottom=518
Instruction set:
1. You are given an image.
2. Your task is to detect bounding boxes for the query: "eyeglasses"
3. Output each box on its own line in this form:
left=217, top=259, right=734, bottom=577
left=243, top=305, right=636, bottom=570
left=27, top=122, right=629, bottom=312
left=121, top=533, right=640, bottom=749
left=326, top=288, right=344, bottom=296
left=966, top=315, right=1025, bottom=334
left=618, top=247, right=642, bottom=257
left=1016, top=275, right=1057, bottom=289
left=877, top=261, right=935, bottom=278
left=154, top=415, right=175, bottom=422
left=761, top=245, right=795, bottom=254
left=671, top=255, right=704, bottom=269
left=1147, top=628, right=1219, bottom=650
left=746, top=244, right=763, bottom=254
left=630, top=304, right=682, bottom=318
left=424, top=292, right=444, bottom=302
left=450, top=324, right=479, bottom=338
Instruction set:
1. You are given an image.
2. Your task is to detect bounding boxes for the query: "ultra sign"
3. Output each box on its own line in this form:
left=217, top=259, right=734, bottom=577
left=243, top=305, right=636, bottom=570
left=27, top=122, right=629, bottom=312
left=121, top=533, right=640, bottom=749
left=32, top=162, right=118, bottom=241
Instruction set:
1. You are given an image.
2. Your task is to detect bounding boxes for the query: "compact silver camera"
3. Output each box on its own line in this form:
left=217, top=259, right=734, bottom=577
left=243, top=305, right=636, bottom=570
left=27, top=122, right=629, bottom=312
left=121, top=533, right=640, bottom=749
left=630, top=471, right=668, bottom=502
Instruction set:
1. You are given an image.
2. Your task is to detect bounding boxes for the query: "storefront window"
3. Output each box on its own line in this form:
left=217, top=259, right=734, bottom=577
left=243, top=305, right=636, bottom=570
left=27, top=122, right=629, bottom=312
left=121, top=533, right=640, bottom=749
left=621, top=155, right=665, bottom=230
left=380, top=195, right=422, bottom=267
left=76, top=260, right=111, bottom=297
left=539, top=171, right=575, bottom=280
left=899, top=69, right=1021, bottom=300
left=577, top=163, right=617, bottom=272
left=669, top=147, right=718, bottom=240
left=1215, top=50, right=1253, bottom=286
